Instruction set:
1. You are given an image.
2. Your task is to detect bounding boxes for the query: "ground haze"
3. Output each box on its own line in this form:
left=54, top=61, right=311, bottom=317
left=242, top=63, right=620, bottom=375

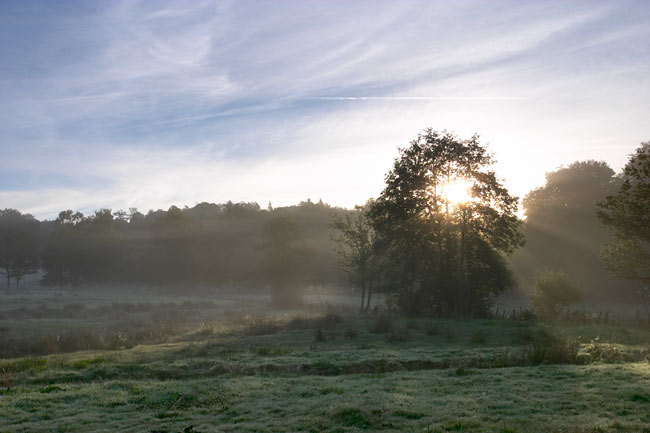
left=1, top=287, right=649, bottom=432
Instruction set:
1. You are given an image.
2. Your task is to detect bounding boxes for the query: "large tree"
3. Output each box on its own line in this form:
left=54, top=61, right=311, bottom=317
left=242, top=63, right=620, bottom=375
left=369, top=129, right=523, bottom=316
left=597, top=141, right=650, bottom=314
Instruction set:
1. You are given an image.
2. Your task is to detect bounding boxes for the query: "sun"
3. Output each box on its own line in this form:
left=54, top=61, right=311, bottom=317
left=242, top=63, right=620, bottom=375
left=441, top=178, right=473, bottom=206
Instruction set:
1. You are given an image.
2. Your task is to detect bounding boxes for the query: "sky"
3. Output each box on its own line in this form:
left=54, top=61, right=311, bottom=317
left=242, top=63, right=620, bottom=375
left=1, top=0, right=649, bottom=220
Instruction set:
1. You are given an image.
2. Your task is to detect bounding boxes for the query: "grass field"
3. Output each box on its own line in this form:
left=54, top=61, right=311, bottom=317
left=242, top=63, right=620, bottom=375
left=1, top=288, right=650, bottom=433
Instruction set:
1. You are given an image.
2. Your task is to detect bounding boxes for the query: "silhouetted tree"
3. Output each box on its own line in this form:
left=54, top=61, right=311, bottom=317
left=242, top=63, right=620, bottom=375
left=331, top=202, right=378, bottom=312
left=0, top=209, right=40, bottom=288
left=510, top=161, right=625, bottom=300
left=369, top=129, right=523, bottom=316
left=598, top=141, right=650, bottom=315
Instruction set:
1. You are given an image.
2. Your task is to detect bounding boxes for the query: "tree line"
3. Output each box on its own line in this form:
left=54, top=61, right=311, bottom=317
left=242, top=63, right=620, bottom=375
left=0, top=200, right=347, bottom=296
left=1, top=130, right=648, bottom=316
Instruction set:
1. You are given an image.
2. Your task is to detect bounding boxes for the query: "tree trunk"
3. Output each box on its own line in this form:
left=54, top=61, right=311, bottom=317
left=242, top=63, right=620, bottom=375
left=359, top=286, right=366, bottom=314
left=365, top=280, right=372, bottom=311
left=459, top=207, right=469, bottom=315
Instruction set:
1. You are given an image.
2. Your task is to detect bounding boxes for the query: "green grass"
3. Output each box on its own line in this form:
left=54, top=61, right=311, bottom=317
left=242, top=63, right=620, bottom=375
left=1, top=288, right=650, bottom=432
left=2, top=363, right=650, bottom=432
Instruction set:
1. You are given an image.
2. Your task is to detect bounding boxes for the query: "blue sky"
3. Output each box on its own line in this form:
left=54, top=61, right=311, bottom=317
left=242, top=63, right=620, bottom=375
left=1, top=0, right=649, bottom=219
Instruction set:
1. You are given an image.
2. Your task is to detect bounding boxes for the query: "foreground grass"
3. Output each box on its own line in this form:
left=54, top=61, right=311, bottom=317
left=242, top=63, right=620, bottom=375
left=1, top=289, right=649, bottom=432
left=1, top=318, right=650, bottom=432
left=2, top=363, right=650, bottom=433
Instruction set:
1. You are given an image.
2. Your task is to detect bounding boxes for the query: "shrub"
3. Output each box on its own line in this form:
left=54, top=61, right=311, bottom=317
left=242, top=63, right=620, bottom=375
left=523, top=331, right=581, bottom=365
left=531, top=271, right=581, bottom=319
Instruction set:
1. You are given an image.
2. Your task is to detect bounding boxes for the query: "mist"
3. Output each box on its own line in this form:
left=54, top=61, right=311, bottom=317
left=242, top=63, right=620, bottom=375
left=2, top=1, right=650, bottom=432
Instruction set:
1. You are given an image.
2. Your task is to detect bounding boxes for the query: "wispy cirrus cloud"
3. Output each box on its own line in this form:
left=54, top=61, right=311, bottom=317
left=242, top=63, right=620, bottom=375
left=1, top=0, right=649, bottom=218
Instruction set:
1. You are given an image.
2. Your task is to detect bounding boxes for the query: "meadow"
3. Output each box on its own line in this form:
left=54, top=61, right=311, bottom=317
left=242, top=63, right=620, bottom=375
left=1, top=287, right=650, bottom=433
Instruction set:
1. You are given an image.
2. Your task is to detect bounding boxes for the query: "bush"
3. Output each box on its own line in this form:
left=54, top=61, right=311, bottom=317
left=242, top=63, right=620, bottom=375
left=523, top=331, right=581, bottom=365
left=531, top=271, right=581, bottom=319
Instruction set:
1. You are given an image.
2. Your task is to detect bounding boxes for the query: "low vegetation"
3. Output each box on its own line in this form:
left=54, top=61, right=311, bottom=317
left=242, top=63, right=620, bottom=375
left=531, top=271, right=582, bottom=319
left=1, top=289, right=650, bottom=432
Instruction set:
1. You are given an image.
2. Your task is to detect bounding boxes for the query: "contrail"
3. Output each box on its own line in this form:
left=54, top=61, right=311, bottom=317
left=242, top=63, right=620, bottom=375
left=308, top=96, right=526, bottom=101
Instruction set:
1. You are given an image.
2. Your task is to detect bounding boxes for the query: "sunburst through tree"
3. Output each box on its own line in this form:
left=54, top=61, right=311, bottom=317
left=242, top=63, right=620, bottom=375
left=441, top=178, right=474, bottom=208
left=369, top=129, right=524, bottom=316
